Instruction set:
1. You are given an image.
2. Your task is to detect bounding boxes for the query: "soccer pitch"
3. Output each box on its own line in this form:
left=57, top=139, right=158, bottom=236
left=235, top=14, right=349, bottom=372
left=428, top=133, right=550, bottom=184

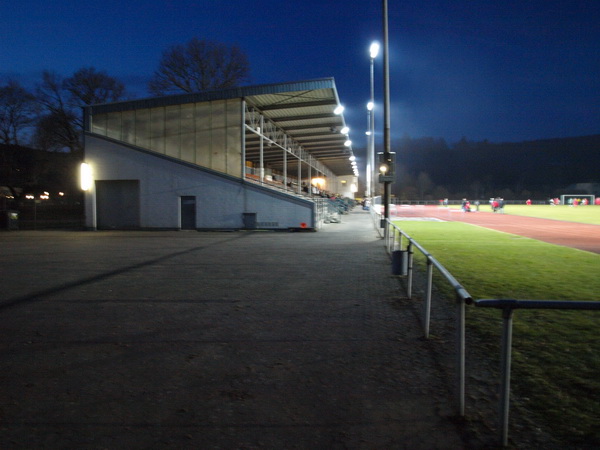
left=450, top=203, right=600, bottom=225
left=392, top=220, right=600, bottom=445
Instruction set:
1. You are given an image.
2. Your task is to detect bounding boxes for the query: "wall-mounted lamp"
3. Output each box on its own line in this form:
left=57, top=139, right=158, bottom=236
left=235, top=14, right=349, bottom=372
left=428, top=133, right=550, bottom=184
left=80, top=163, right=93, bottom=191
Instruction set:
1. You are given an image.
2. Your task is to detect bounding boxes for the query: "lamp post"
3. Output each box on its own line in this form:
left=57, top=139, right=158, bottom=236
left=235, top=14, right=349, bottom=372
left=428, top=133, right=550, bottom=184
left=369, top=42, right=379, bottom=200
left=382, top=0, right=392, bottom=231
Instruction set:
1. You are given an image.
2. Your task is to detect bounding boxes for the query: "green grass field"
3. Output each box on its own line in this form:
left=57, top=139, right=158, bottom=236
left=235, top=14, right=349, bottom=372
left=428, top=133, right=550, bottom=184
left=449, top=203, right=600, bottom=225
left=392, top=220, right=600, bottom=445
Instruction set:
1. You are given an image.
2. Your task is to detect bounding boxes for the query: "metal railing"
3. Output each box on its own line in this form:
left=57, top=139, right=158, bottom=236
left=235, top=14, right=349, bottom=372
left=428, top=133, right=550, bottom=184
left=383, top=219, right=600, bottom=447
left=474, top=299, right=600, bottom=446
left=384, top=219, right=472, bottom=417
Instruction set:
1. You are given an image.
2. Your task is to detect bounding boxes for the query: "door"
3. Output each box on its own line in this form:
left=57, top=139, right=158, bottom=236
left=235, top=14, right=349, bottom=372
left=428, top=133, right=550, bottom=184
left=96, top=180, right=140, bottom=229
left=180, top=196, right=196, bottom=230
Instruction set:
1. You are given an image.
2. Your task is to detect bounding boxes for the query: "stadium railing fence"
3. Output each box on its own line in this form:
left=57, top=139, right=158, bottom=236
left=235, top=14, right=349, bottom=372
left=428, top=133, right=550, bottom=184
left=382, top=218, right=600, bottom=447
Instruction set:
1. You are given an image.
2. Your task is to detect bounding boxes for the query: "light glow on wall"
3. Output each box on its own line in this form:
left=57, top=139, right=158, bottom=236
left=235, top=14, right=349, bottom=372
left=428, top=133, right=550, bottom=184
left=80, top=163, right=93, bottom=191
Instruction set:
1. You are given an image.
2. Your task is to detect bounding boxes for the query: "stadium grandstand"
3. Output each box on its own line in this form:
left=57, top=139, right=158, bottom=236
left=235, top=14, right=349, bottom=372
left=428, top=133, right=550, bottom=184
left=82, top=79, right=358, bottom=231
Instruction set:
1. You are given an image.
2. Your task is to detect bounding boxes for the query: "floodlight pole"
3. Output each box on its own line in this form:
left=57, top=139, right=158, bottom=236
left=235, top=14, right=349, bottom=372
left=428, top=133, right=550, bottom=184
left=382, top=0, right=392, bottom=232
left=369, top=51, right=376, bottom=199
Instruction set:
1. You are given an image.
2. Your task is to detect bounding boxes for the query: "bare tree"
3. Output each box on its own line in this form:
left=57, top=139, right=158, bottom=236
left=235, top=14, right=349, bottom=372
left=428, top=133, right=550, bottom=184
left=64, top=67, right=125, bottom=128
left=33, top=110, right=81, bottom=152
left=149, top=38, right=250, bottom=95
left=36, top=71, right=68, bottom=116
left=0, top=80, right=38, bottom=145
left=34, top=68, right=126, bottom=152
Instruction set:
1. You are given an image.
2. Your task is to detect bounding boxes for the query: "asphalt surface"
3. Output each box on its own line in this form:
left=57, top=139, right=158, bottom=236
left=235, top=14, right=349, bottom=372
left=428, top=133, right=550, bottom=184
left=0, top=210, right=470, bottom=449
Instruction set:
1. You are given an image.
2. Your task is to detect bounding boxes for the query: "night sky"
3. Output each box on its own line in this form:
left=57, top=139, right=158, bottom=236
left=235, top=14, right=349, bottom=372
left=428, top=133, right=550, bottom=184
left=2, top=0, right=599, bottom=156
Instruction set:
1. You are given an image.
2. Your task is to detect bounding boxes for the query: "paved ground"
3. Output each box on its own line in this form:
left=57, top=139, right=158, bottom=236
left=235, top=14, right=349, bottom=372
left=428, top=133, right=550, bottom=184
left=0, top=210, right=478, bottom=449
left=392, top=205, right=600, bottom=254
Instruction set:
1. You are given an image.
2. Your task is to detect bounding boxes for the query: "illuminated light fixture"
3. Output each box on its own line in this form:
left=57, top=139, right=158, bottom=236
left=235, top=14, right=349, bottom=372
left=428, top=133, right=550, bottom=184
left=349, top=155, right=356, bottom=161
left=80, top=163, right=93, bottom=191
left=370, top=41, right=380, bottom=59
left=344, top=139, right=352, bottom=147
left=367, top=101, right=374, bottom=111
left=311, top=177, right=325, bottom=188
left=380, top=164, right=388, bottom=174
left=340, top=126, right=349, bottom=134
left=334, top=105, right=344, bottom=115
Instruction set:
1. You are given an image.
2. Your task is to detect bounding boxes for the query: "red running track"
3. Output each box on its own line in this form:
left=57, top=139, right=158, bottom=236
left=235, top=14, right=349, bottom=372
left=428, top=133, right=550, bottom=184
left=391, top=205, right=600, bottom=254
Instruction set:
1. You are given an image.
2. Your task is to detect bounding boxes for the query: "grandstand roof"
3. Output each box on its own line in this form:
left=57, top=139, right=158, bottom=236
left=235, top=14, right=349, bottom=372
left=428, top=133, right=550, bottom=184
left=86, top=78, right=355, bottom=177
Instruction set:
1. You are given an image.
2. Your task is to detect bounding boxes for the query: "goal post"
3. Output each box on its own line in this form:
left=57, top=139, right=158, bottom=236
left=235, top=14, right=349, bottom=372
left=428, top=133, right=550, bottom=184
left=560, top=194, right=595, bottom=205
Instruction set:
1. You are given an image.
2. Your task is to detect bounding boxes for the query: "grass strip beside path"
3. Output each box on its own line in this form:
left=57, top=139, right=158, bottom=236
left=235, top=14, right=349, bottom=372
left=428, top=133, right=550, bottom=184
left=393, top=220, right=600, bottom=445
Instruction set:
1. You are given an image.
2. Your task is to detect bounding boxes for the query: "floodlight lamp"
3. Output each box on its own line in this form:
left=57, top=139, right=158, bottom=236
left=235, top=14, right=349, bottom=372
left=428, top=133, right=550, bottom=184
left=370, top=42, right=380, bottom=59
left=340, top=126, right=349, bottom=134
left=349, top=155, right=356, bottom=161
left=365, top=131, right=371, bottom=136
left=344, top=139, right=352, bottom=147
left=311, top=177, right=325, bottom=188
left=334, top=105, right=344, bottom=115
left=80, top=163, right=93, bottom=191
left=367, top=101, right=374, bottom=111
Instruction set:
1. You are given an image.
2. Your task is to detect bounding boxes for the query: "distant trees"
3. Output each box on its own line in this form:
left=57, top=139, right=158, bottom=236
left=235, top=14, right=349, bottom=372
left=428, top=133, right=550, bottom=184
left=390, top=134, right=600, bottom=200
left=148, top=38, right=251, bottom=95
left=34, top=68, right=127, bottom=152
left=2, top=37, right=250, bottom=152
left=63, top=67, right=125, bottom=128
left=0, top=37, right=252, bottom=197
left=0, top=80, right=38, bottom=145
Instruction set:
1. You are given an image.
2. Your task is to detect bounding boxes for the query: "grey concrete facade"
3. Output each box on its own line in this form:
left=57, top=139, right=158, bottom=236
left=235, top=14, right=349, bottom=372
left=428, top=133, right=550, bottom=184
left=84, top=135, right=315, bottom=230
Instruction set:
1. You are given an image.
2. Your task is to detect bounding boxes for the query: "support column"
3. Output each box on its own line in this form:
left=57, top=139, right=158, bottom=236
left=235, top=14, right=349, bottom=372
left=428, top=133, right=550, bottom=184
left=241, top=100, right=246, bottom=180
left=297, top=157, right=302, bottom=195
left=259, top=115, right=264, bottom=184
left=308, top=161, right=312, bottom=197
left=283, top=136, right=288, bottom=191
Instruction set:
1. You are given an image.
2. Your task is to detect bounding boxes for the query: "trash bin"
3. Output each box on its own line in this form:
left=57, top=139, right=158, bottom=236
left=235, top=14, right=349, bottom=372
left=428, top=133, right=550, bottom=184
left=391, top=250, right=408, bottom=276
left=242, top=212, right=257, bottom=229
left=1, top=210, right=19, bottom=230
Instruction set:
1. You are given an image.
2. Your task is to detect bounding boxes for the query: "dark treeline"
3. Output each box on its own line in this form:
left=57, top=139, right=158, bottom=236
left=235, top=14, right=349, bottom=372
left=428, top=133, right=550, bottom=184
left=388, top=134, right=600, bottom=200
left=0, top=144, right=80, bottom=195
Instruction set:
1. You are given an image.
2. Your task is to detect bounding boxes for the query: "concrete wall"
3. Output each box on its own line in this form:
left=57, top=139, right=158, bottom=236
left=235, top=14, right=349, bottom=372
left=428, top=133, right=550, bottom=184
left=83, top=135, right=315, bottom=230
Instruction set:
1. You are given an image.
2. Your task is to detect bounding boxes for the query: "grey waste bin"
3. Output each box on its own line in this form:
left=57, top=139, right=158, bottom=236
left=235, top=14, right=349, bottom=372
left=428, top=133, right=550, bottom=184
left=242, top=212, right=257, bottom=229
left=1, top=210, right=19, bottom=230
left=391, top=250, right=408, bottom=276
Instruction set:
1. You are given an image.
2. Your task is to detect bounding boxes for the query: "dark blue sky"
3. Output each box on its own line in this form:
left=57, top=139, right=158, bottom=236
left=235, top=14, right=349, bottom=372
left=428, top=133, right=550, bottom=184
left=2, top=0, right=599, bottom=152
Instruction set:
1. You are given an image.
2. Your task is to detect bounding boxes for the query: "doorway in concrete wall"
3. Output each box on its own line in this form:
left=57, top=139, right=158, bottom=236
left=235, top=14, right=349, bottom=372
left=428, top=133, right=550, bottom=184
left=180, top=196, right=196, bottom=230
left=96, top=180, right=140, bottom=229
